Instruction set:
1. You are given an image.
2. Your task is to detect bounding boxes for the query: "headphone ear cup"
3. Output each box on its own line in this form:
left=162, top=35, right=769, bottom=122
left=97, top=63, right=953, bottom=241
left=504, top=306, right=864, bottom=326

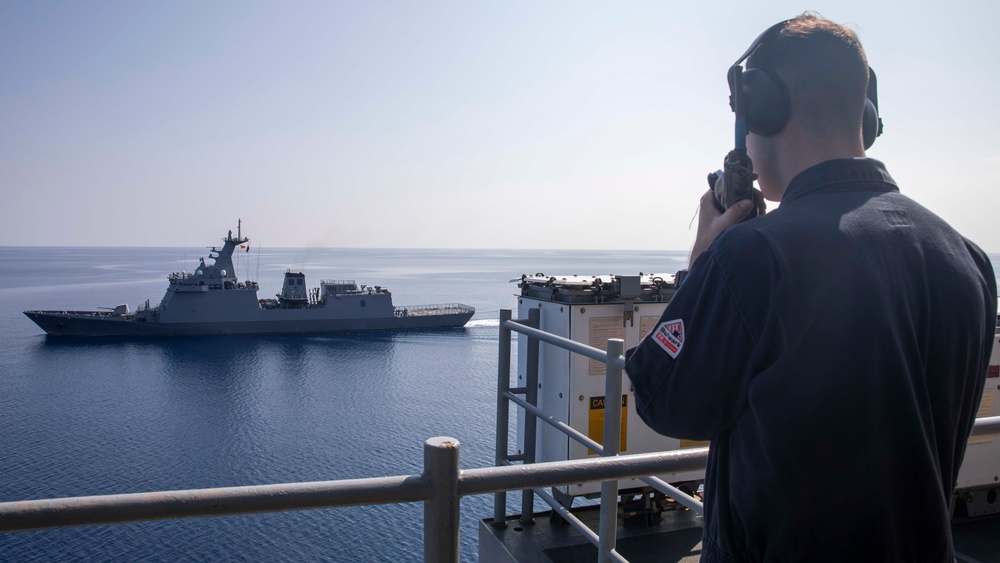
left=862, top=98, right=879, bottom=149
left=743, top=68, right=790, bottom=136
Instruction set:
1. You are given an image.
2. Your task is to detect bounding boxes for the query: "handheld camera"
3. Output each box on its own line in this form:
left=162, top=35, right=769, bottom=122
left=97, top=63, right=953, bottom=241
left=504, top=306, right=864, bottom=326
left=709, top=150, right=756, bottom=215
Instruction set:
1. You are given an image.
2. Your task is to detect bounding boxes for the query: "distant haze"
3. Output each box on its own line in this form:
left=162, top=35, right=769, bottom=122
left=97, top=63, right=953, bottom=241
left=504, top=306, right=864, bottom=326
left=2, top=1, right=998, bottom=251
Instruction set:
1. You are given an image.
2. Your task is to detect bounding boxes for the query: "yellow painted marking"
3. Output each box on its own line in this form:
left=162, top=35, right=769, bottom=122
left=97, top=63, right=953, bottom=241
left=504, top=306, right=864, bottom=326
left=588, top=395, right=628, bottom=455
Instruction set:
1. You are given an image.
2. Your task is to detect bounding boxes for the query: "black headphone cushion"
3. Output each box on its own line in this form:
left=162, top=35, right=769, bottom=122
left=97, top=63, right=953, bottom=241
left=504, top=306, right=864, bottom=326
left=862, top=98, right=879, bottom=150
left=742, top=68, right=791, bottom=136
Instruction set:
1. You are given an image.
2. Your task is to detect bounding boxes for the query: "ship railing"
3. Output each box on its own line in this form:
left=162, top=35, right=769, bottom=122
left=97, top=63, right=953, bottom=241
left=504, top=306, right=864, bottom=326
left=0, top=426, right=997, bottom=562
left=394, top=303, right=475, bottom=316
left=493, top=307, right=703, bottom=562
left=27, top=310, right=117, bottom=317
left=320, top=279, right=356, bottom=286
left=1, top=311, right=999, bottom=562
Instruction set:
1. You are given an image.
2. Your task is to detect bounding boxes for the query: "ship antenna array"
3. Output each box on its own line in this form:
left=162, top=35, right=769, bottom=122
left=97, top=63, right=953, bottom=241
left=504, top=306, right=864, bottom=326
left=236, top=241, right=245, bottom=280
left=245, top=240, right=256, bottom=282
left=255, top=241, right=261, bottom=283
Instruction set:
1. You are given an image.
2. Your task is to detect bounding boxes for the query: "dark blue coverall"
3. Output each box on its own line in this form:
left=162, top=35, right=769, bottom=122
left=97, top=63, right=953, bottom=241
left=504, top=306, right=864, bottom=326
left=625, top=158, right=997, bottom=562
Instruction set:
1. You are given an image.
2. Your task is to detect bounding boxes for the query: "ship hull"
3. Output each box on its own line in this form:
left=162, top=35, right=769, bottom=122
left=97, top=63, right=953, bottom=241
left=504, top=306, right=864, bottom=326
left=24, top=310, right=475, bottom=337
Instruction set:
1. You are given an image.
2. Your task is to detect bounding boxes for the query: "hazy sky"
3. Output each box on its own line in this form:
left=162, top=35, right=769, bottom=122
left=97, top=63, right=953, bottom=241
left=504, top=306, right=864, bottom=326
left=2, top=1, right=998, bottom=250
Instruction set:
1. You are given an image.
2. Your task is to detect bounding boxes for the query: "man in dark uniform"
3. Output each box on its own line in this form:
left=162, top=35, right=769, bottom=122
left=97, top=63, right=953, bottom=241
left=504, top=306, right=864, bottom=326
left=625, top=14, right=996, bottom=562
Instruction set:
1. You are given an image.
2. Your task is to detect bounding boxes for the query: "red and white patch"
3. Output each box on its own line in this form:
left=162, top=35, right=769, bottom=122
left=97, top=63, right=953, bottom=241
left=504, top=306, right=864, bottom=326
left=653, top=319, right=685, bottom=359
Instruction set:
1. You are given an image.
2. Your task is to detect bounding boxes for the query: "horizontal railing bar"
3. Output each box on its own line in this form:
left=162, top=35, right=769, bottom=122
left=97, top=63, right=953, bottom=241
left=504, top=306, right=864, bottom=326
left=4, top=418, right=998, bottom=534
left=970, top=416, right=1000, bottom=437
left=503, top=391, right=605, bottom=455
left=509, top=386, right=528, bottom=394
left=0, top=475, right=429, bottom=533
left=463, top=414, right=1000, bottom=498
left=459, top=448, right=709, bottom=497
left=505, top=319, right=626, bottom=369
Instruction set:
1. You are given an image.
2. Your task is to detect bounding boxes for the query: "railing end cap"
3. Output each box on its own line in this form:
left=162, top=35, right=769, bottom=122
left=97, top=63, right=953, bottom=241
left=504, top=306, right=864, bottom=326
left=425, top=436, right=460, bottom=450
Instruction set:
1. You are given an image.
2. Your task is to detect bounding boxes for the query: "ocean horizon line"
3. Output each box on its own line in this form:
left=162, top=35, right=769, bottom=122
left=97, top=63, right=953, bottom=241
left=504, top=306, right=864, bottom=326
left=0, top=244, right=694, bottom=253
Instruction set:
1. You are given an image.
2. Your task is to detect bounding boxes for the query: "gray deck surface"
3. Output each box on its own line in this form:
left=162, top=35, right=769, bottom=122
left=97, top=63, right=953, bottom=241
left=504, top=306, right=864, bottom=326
left=481, top=506, right=1000, bottom=562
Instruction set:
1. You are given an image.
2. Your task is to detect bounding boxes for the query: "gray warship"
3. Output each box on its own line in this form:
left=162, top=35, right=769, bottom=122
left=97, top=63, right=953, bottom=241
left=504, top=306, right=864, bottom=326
left=24, top=224, right=475, bottom=337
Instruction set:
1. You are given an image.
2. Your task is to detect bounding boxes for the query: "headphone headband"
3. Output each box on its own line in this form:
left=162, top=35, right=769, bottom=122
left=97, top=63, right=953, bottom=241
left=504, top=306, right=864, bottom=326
left=733, top=20, right=788, bottom=67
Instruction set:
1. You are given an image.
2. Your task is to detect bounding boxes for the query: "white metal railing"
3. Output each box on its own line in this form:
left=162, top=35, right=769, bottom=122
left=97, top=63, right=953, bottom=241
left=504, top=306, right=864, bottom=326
left=2, top=422, right=998, bottom=561
left=0, top=441, right=712, bottom=562
left=492, top=308, right=707, bottom=562
left=395, top=303, right=475, bottom=316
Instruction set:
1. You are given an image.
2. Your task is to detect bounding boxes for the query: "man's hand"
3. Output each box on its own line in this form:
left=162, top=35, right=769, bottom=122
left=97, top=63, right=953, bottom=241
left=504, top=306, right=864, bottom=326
left=688, top=190, right=764, bottom=268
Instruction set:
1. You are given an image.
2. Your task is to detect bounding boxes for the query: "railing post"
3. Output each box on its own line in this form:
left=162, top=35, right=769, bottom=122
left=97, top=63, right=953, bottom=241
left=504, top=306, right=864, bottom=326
left=598, top=338, right=624, bottom=563
left=520, top=307, right=540, bottom=524
left=424, top=437, right=460, bottom=563
left=493, top=309, right=513, bottom=527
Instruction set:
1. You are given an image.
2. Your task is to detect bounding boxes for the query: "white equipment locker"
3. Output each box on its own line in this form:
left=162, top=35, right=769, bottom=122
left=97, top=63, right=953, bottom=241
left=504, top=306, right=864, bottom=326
left=954, top=327, right=1000, bottom=516
left=515, top=273, right=706, bottom=497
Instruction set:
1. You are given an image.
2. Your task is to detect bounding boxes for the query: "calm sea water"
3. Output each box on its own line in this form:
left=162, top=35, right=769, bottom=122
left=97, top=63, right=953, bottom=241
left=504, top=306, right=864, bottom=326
left=0, top=246, right=690, bottom=562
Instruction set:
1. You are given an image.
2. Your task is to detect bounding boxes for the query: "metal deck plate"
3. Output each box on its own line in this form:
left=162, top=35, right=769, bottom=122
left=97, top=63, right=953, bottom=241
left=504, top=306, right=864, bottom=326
left=479, top=505, right=703, bottom=563
left=480, top=507, right=1000, bottom=562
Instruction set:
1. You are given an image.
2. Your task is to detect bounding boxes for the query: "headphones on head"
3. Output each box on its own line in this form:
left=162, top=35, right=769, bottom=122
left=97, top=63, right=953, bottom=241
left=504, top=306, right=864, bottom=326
left=729, top=20, right=884, bottom=149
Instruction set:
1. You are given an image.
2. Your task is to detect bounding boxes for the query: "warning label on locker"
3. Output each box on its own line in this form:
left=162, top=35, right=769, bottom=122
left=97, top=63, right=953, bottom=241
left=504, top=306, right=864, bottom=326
left=969, top=389, right=995, bottom=444
left=589, top=317, right=626, bottom=375
left=588, top=395, right=628, bottom=455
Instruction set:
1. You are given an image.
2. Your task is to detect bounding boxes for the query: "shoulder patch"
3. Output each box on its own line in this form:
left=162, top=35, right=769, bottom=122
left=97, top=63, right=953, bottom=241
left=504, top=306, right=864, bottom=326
left=653, top=319, right=685, bottom=359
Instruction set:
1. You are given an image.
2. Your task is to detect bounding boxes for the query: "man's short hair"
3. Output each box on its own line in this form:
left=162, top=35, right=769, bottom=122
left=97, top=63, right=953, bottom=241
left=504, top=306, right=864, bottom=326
left=747, top=13, right=869, bottom=141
